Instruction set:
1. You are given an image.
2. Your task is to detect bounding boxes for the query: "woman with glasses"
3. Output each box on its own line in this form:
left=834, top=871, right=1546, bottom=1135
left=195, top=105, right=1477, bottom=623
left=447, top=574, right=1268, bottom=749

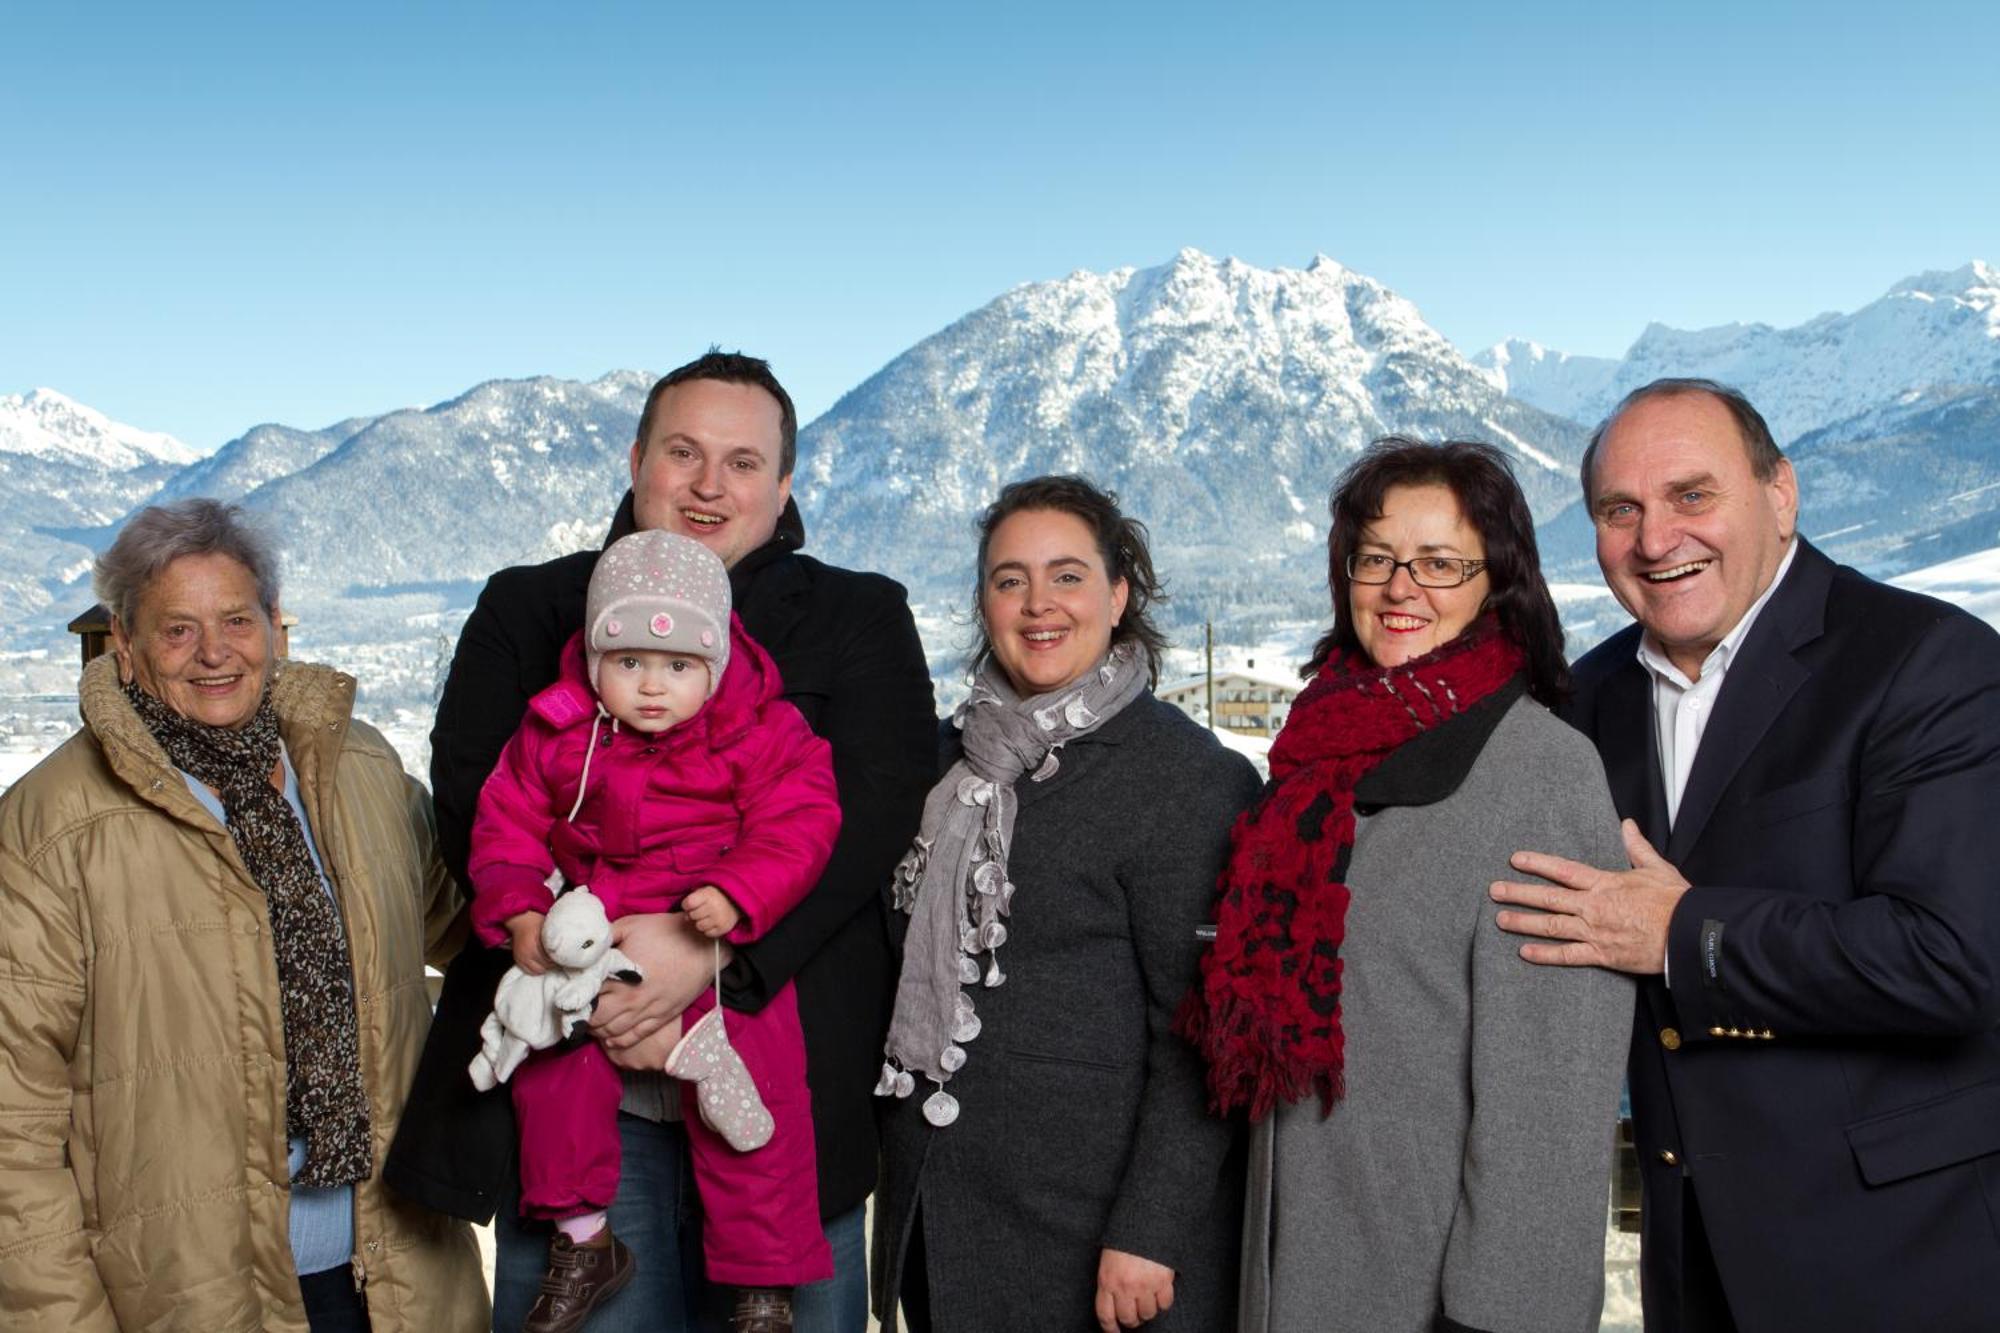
left=1181, top=439, right=1634, bottom=1333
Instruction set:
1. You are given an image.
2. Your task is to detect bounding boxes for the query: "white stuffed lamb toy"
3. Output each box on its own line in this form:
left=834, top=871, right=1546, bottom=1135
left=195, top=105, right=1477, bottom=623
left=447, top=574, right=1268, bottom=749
left=468, top=881, right=642, bottom=1092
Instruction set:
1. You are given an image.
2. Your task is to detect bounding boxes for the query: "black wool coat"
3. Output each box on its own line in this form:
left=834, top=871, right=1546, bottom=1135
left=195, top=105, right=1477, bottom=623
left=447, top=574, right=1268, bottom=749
left=871, top=693, right=1260, bottom=1332
left=384, top=493, right=939, bottom=1224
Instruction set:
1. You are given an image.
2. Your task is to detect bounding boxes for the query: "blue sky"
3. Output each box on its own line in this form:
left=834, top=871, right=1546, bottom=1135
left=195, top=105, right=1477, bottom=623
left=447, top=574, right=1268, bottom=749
left=5, top=1, right=1996, bottom=451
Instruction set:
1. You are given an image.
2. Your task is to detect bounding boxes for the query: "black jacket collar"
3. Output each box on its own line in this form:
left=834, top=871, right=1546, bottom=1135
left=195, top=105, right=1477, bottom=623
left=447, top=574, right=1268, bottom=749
left=1352, top=675, right=1528, bottom=812
left=1577, top=537, right=1830, bottom=858
left=1662, top=537, right=1827, bottom=862
left=600, top=488, right=808, bottom=593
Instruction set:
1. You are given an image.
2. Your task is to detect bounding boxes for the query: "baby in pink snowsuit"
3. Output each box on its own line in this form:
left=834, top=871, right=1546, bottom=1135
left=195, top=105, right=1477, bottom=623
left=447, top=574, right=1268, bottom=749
left=469, top=529, right=838, bottom=1332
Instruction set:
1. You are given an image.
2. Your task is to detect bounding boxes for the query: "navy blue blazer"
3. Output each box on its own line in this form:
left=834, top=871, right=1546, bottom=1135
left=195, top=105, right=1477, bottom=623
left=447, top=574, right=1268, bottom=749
left=1566, top=538, right=2000, bottom=1333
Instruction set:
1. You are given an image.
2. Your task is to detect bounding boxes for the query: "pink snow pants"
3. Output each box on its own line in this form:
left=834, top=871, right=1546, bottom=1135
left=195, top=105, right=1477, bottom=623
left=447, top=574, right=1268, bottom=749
left=509, top=980, right=833, bottom=1287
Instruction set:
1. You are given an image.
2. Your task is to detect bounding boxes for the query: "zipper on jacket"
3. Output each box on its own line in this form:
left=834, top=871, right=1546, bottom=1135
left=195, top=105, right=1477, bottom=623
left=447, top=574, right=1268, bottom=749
left=301, top=687, right=378, bottom=1314
left=349, top=1154, right=375, bottom=1295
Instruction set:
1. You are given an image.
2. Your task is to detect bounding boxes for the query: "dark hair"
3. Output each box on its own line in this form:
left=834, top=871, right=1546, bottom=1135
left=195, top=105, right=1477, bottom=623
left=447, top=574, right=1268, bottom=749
left=971, top=474, right=1170, bottom=687
left=634, top=349, right=799, bottom=477
left=1581, top=377, right=1783, bottom=505
left=95, top=498, right=281, bottom=629
left=1307, top=437, right=1570, bottom=707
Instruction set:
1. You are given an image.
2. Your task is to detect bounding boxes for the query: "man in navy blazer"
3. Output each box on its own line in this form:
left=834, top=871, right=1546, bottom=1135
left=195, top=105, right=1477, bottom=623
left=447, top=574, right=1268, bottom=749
left=1491, top=378, right=2000, bottom=1332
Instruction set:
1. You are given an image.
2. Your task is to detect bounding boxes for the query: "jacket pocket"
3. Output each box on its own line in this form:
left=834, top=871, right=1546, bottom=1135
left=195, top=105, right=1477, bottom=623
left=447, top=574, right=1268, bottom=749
left=1007, top=1047, right=1133, bottom=1074
left=1846, top=1079, right=2000, bottom=1185
left=1749, top=773, right=1851, bottom=828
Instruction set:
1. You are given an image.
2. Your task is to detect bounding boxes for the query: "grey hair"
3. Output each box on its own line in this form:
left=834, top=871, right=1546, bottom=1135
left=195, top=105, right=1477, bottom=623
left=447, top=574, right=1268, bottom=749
left=94, top=499, right=282, bottom=628
left=1580, top=377, right=1785, bottom=506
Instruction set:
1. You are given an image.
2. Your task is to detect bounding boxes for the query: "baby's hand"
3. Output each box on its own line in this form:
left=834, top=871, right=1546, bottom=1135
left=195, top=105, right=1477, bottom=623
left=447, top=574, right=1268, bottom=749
left=505, top=911, right=553, bottom=974
left=681, top=886, right=741, bottom=938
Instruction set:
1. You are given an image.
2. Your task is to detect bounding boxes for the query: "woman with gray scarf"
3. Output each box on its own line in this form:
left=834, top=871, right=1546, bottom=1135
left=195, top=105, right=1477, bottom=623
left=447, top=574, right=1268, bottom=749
left=870, top=475, right=1261, bottom=1333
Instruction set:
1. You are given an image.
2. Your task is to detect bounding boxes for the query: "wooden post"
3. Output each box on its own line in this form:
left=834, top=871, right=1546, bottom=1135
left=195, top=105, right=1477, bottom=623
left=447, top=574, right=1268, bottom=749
left=65, top=605, right=112, bottom=671
left=1204, top=620, right=1215, bottom=733
left=1613, top=1116, right=1641, bottom=1233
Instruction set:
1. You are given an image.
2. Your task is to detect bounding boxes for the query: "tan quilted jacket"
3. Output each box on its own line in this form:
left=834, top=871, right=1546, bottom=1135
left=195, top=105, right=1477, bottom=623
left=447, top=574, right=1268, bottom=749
left=0, top=655, right=489, bottom=1332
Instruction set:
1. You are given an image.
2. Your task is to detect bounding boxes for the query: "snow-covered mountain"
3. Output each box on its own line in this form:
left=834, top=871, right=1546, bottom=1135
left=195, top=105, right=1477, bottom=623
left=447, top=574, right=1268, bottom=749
left=8, top=251, right=2000, bottom=722
left=0, top=388, right=198, bottom=470
left=0, top=390, right=201, bottom=625
left=2, top=373, right=652, bottom=714
left=1785, top=383, right=2000, bottom=574
left=1473, top=340, right=1620, bottom=426
left=800, top=249, right=1588, bottom=639
left=0, top=388, right=198, bottom=537
left=1892, top=539, right=2000, bottom=633
left=1494, top=261, right=2000, bottom=444
left=154, top=415, right=382, bottom=505
left=246, top=371, right=651, bottom=593
left=1494, top=260, right=2000, bottom=578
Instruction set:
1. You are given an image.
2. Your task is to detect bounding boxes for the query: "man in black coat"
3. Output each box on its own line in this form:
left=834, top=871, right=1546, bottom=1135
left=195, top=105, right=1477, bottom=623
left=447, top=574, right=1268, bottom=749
left=1491, top=379, right=2000, bottom=1332
left=386, top=352, right=938, bottom=1332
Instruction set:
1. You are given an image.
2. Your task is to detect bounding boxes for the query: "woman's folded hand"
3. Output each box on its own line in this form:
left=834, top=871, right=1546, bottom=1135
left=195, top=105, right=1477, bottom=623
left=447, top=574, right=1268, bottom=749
left=1095, top=1247, right=1175, bottom=1330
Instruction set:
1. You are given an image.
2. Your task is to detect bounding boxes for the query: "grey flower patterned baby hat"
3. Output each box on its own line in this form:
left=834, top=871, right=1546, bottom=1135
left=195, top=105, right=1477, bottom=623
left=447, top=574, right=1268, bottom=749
left=585, top=530, right=732, bottom=696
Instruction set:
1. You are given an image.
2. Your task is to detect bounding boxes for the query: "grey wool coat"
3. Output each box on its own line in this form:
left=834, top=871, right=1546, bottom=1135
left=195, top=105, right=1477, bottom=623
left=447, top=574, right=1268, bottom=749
left=1241, top=687, right=1634, bottom=1333
left=872, top=692, right=1263, bottom=1332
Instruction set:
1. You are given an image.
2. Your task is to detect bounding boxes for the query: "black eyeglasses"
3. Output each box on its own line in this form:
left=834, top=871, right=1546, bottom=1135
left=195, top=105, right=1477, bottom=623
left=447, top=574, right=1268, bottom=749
left=1345, top=553, right=1488, bottom=588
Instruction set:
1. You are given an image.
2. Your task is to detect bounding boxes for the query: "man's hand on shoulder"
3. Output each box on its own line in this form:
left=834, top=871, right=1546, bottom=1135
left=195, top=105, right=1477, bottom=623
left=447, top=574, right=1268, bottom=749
left=1490, top=820, right=1689, bottom=974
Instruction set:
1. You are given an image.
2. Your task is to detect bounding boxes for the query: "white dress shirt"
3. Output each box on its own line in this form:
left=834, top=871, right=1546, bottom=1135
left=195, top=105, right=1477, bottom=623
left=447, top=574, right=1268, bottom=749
left=1634, top=540, right=1797, bottom=984
left=1636, top=538, right=1799, bottom=828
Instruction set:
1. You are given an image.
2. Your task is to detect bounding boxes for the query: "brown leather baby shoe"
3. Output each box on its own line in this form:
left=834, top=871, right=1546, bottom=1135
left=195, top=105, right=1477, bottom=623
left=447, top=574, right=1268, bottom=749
left=730, top=1285, right=794, bottom=1333
left=521, top=1226, right=635, bottom=1333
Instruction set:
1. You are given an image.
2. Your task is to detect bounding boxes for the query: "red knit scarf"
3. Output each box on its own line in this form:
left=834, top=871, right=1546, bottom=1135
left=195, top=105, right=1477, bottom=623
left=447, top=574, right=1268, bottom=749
left=1177, top=615, right=1525, bottom=1121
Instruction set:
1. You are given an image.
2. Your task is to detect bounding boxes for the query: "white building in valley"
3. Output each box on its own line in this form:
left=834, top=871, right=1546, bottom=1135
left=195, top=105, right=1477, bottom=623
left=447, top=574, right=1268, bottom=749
left=1157, top=663, right=1301, bottom=739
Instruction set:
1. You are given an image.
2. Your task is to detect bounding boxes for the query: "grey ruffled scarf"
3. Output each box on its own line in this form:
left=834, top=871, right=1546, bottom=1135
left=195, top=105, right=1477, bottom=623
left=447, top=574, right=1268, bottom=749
left=877, top=641, right=1149, bottom=1128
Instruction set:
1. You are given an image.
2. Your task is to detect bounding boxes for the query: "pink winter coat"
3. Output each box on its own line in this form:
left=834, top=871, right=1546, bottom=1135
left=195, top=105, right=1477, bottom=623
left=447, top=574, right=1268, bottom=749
left=468, top=615, right=840, bottom=947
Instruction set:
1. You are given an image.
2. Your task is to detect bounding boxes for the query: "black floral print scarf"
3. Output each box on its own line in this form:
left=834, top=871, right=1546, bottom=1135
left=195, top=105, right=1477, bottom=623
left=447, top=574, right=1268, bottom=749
left=125, top=681, right=373, bottom=1186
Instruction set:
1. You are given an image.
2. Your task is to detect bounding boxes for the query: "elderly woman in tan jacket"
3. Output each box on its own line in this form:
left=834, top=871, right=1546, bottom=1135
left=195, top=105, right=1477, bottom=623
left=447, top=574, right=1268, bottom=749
left=0, top=499, right=487, bottom=1333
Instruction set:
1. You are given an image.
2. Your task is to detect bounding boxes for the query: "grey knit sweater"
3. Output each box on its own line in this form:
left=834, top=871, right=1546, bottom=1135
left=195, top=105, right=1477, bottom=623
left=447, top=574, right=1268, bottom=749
left=873, top=693, right=1262, bottom=1331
